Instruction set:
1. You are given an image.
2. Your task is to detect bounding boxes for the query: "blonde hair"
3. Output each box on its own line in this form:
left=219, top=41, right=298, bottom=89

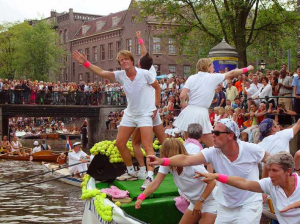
left=196, top=58, right=212, bottom=73
left=218, top=107, right=225, bottom=115
left=160, top=139, right=188, bottom=170
left=117, top=50, right=134, bottom=65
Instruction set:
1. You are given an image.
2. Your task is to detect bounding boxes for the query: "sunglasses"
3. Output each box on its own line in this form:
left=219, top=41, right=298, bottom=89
left=211, top=131, right=231, bottom=136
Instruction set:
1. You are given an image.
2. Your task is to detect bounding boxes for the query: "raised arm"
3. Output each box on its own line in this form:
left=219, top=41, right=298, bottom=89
left=150, top=80, right=161, bottom=120
left=136, top=31, right=147, bottom=56
left=295, top=150, right=300, bottom=176
left=148, top=152, right=206, bottom=167
left=292, top=119, right=300, bottom=136
left=72, top=51, right=115, bottom=82
left=224, top=65, right=254, bottom=80
left=194, top=172, right=264, bottom=193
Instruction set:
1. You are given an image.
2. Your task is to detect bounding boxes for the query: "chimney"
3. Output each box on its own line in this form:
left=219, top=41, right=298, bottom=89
left=51, top=10, right=57, bottom=18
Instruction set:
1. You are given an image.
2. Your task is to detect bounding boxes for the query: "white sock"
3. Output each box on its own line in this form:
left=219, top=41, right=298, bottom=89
left=139, top=166, right=146, bottom=172
left=147, top=171, right=154, bottom=180
left=127, top=166, right=135, bottom=174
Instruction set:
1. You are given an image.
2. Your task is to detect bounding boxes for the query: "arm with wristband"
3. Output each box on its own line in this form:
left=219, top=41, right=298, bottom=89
left=136, top=31, right=147, bottom=56
left=72, top=50, right=115, bottom=82
left=193, top=172, right=264, bottom=193
left=224, top=65, right=254, bottom=81
left=135, top=173, right=166, bottom=209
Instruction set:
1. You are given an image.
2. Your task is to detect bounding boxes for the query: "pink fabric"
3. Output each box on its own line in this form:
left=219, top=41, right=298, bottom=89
left=174, top=195, right=190, bottom=213
left=217, top=174, right=228, bottom=183
left=83, top=61, right=91, bottom=68
left=293, top=173, right=297, bottom=189
left=185, top=138, right=203, bottom=151
left=137, top=193, right=146, bottom=201
left=138, top=38, right=144, bottom=45
left=242, top=68, right=248, bottom=73
left=162, top=158, right=170, bottom=166
left=100, top=186, right=129, bottom=199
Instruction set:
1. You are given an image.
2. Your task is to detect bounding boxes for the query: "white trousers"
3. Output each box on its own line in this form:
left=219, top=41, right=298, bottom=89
left=69, top=163, right=87, bottom=174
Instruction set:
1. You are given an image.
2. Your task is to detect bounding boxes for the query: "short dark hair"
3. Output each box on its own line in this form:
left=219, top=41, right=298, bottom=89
left=139, top=53, right=153, bottom=70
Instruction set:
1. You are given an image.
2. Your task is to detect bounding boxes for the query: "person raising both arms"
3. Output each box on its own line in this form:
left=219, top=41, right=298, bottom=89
left=135, top=139, right=217, bottom=224
left=194, top=151, right=300, bottom=224
left=73, top=48, right=161, bottom=190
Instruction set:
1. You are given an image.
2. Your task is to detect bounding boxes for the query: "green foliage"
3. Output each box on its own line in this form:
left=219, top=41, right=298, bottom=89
left=0, top=20, right=66, bottom=80
left=136, top=0, right=299, bottom=67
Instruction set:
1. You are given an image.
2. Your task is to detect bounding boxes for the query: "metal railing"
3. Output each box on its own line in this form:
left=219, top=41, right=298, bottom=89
left=0, top=90, right=127, bottom=106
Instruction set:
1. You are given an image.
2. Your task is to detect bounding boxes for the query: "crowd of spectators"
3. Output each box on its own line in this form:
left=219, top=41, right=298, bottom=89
left=0, top=79, right=126, bottom=106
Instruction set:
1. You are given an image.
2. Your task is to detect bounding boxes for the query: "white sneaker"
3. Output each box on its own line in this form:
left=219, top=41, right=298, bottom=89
left=116, top=171, right=138, bottom=181
left=137, top=170, right=147, bottom=180
left=140, top=177, right=152, bottom=191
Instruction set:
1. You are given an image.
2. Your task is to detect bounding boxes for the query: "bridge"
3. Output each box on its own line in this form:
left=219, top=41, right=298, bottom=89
left=0, top=104, right=125, bottom=148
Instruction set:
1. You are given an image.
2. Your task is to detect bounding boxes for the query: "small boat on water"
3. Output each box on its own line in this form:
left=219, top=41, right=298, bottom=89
left=42, top=162, right=82, bottom=187
left=21, top=133, right=41, bottom=139
left=40, top=133, right=59, bottom=139
left=0, top=150, right=60, bottom=162
left=58, top=133, right=81, bottom=140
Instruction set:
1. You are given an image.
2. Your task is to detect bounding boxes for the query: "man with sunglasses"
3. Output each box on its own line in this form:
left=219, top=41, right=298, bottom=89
left=148, top=118, right=269, bottom=224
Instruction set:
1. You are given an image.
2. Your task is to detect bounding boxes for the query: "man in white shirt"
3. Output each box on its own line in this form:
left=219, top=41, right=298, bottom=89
left=148, top=119, right=269, bottom=224
left=72, top=49, right=160, bottom=189
left=258, top=118, right=300, bottom=154
left=68, top=142, right=90, bottom=177
left=32, top=141, right=41, bottom=154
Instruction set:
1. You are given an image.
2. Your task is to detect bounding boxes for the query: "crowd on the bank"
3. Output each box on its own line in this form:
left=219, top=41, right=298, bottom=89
left=0, top=78, right=126, bottom=105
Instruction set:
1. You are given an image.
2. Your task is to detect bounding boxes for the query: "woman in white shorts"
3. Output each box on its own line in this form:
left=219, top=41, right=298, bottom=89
left=174, top=58, right=254, bottom=147
left=135, top=139, right=217, bottom=224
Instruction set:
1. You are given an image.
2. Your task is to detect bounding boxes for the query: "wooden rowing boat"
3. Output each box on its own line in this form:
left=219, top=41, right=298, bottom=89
left=0, top=150, right=59, bottom=162
left=42, top=162, right=82, bottom=187
left=40, top=133, right=59, bottom=139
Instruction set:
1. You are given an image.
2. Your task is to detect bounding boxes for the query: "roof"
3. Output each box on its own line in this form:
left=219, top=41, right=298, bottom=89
left=73, top=10, right=127, bottom=39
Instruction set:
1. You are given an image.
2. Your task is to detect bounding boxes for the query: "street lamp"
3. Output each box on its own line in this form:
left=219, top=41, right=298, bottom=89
left=259, top=60, right=266, bottom=72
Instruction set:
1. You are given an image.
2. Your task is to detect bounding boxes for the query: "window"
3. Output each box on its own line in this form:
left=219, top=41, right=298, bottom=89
left=183, top=65, right=191, bottom=76
left=64, top=29, right=68, bottom=43
left=85, top=48, right=90, bottom=61
left=72, top=62, right=75, bottom=78
left=96, top=21, right=106, bottom=31
left=116, top=41, right=120, bottom=53
left=126, top=39, right=132, bottom=52
left=100, top=45, right=105, bottom=61
left=86, top=72, right=90, bottom=83
left=112, top=17, right=121, bottom=27
left=79, top=73, right=83, bottom=81
left=65, top=68, right=68, bottom=81
left=108, top=43, right=113, bottom=60
left=135, top=38, right=141, bottom=55
left=82, top=25, right=90, bottom=36
left=93, top=46, right=98, bottom=62
left=59, top=31, right=63, bottom=44
left=153, top=37, right=161, bottom=53
left=154, top=64, right=161, bottom=76
left=169, top=38, right=176, bottom=54
left=169, top=65, right=176, bottom=75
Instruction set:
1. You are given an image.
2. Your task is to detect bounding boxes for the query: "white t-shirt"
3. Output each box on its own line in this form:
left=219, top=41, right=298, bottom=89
left=184, top=142, right=202, bottom=155
left=202, top=140, right=265, bottom=208
left=114, top=67, right=156, bottom=116
left=158, top=165, right=215, bottom=204
left=32, top=146, right=41, bottom=154
left=258, top=129, right=293, bottom=154
left=258, top=174, right=300, bottom=224
left=148, top=65, right=158, bottom=102
left=246, top=83, right=263, bottom=97
left=184, top=72, right=225, bottom=108
left=252, top=84, right=273, bottom=101
left=68, top=150, right=88, bottom=166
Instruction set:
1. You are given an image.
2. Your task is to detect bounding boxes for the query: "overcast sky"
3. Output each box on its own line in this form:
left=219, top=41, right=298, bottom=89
left=0, top=0, right=132, bottom=23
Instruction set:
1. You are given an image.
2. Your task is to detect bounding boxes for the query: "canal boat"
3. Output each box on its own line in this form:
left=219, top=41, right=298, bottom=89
left=42, top=162, right=82, bottom=187
left=0, top=150, right=60, bottom=162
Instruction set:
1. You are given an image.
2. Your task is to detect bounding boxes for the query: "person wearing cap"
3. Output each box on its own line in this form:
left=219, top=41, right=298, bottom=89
left=32, top=141, right=41, bottom=154
left=258, top=118, right=300, bottom=155
left=147, top=118, right=269, bottom=224
left=68, top=142, right=90, bottom=177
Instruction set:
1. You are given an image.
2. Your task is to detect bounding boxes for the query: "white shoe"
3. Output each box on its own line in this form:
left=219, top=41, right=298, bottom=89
left=116, top=171, right=138, bottom=181
left=140, top=177, right=152, bottom=191
left=137, top=170, right=147, bottom=180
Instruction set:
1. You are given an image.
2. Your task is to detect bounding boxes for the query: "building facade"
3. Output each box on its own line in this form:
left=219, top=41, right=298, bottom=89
left=48, top=2, right=193, bottom=83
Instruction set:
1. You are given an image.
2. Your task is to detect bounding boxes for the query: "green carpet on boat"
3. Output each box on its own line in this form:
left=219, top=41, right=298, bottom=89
left=121, top=197, right=183, bottom=224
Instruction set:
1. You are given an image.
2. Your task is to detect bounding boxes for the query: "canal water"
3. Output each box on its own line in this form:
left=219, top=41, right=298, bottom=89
left=0, top=138, right=89, bottom=224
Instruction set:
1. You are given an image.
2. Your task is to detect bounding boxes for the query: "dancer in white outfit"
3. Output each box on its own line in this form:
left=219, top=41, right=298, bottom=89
left=174, top=58, right=254, bottom=148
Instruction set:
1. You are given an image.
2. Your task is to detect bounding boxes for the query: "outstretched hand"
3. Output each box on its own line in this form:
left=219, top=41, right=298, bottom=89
left=247, top=65, right=254, bottom=71
left=135, top=199, right=143, bottom=209
left=146, top=155, right=164, bottom=167
left=193, top=172, right=218, bottom=182
left=136, top=31, right=142, bottom=39
left=72, top=50, right=88, bottom=64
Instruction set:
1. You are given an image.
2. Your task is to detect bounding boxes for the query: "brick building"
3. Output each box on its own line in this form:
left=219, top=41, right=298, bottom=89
left=48, top=1, right=193, bottom=83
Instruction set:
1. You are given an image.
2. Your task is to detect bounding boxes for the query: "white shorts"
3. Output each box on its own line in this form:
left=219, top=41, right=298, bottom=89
left=188, top=199, right=218, bottom=214
left=173, top=105, right=212, bottom=134
left=214, top=201, right=262, bottom=224
left=153, top=112, right=162, bottom=126
left=120, top=112, right=153, bottom=128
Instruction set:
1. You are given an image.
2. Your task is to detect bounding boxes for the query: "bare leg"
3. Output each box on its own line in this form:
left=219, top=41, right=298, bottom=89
left=179, top=209, right=201, bottom=224
left=140, top=126, right=154, bottom=172
left=153, top=124, right=166, bottom=144
left=199, top=213, right=216, bottom=224
left=115, top=126, right=137, bottom=166
left=132, top=128, right=145, bottom=167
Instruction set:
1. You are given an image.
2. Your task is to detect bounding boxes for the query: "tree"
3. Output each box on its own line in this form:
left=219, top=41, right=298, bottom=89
left=136, top=0, right=299, bottom=67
